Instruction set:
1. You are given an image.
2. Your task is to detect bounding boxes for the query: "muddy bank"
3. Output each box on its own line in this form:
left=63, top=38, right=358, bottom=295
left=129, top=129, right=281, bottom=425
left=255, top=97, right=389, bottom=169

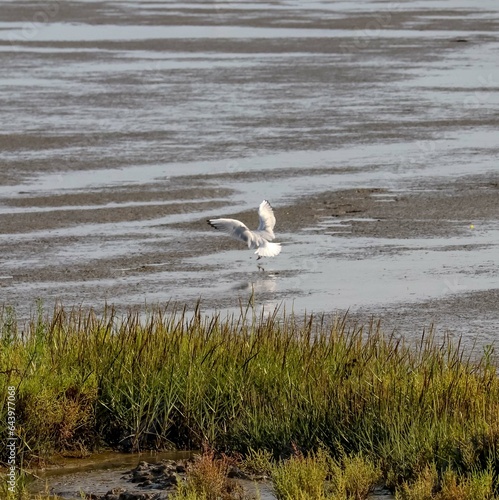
left=0, top=0, right=498, bottom=338
left=29, top=453, right=273, bottom=500
left=29, top=454, right=392, bottom=500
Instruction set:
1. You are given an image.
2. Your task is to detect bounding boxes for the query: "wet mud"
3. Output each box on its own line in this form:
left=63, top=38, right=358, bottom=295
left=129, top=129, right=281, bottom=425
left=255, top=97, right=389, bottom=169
left=1, top=0, right=498, bottom=337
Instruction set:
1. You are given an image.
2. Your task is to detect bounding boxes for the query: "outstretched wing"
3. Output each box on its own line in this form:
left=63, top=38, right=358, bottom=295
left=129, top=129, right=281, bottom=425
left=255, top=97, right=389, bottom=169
left=256, top=200, right=276, bottom=240
left=208, top=218, right=268, bottom=250
left=207, top=218, right=250, bottom=241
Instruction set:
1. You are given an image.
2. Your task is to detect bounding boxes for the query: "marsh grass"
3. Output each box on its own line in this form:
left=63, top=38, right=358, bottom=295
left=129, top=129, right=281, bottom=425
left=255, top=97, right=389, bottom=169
left=172, top=447, right=244, bottom=500
left=396, top=463, right=497, bottom=500
left=241, top=448, right=273, bottom=476
left=271, top=448, right=329, bottom=499
left=1, top=302, right=499, bottom=494
left=330, top=451, right=382, bottom=499
left=270, top=448, right=380, bottom=500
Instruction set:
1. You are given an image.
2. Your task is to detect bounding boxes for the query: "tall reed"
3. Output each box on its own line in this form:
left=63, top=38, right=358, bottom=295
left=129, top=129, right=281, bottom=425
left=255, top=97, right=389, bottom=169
left=1, top=302, right=498, bottom=491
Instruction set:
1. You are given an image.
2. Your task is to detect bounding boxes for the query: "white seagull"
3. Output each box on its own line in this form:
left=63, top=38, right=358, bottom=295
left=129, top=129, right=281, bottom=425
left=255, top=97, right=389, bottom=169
left=207, top=200, right=281, bottom=259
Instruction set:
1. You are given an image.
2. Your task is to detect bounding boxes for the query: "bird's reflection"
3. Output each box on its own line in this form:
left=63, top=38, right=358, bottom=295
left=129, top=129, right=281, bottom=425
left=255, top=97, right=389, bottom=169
left=232, top=272, right=278, bottom=294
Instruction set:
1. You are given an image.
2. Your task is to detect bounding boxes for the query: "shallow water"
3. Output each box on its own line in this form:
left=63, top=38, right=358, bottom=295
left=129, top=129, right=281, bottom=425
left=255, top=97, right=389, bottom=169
left=1, top=1, right=498, bottom=342
left=28, top=451, right=194, bottom=498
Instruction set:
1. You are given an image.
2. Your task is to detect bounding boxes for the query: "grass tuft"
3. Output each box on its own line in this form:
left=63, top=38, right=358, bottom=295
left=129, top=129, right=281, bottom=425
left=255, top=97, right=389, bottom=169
left=270, top=448, right=381, bottom=500
left=330, top=451, right=381, bottom=499
left=271, top=448, right=330, bottom=500
left=395, top=462, right=497, bottom=500
left=242, top=448, right=273, bottom=476
left=172, top=447, right=243, bottom=500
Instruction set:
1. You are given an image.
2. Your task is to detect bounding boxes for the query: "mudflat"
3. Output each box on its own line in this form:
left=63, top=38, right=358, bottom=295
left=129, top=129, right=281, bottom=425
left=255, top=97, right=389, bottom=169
left=0, top=0, right=498, bottom=349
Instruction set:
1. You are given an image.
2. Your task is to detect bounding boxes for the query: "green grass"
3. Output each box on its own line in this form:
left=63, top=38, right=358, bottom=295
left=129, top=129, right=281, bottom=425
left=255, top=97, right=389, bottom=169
left=270, top=448, right=381, bottom=500
left=1, top=302, right=499, bottom=496
left=395, top=462, right=497, bottom=500
left=271, top=448, right=331, bottom=499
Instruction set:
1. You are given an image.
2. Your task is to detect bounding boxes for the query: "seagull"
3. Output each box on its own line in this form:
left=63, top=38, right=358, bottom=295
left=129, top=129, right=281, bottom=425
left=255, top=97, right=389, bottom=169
left=207, top=200, right=281, bottom=260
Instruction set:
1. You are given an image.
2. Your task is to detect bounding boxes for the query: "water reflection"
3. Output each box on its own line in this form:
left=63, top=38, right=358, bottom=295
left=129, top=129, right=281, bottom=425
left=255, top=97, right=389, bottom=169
left=232, top=273, right=279, bottom=294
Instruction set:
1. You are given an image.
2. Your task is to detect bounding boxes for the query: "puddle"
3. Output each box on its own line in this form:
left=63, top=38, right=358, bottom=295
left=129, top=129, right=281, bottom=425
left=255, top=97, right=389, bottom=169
left=4, top=23, right=497, bottom=43
left=27, top=451, right=280, bottom=500
left=28, top=451, right=193, bottom=499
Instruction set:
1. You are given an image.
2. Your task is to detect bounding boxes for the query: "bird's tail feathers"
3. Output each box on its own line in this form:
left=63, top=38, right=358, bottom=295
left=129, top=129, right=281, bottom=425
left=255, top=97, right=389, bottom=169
left=255, top=241, right=281, bottom=258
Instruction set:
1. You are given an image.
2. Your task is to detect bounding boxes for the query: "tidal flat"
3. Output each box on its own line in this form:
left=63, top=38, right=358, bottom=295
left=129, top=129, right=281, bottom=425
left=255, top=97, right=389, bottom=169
left=0, top=0, right=498, bottom=343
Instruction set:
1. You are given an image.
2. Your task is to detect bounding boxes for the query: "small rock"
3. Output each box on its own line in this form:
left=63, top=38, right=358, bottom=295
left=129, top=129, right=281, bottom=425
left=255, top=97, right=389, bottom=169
left=143, top=482, right=163, bottom=490
left=118, top=492, right=156, bottom=500
left=152, top=464, right=168, bottom=474
left=104, top=488, right=126, bottom=500
left=162, top=474, right=178, bottom=487
left=132, top=471, right=152, bottom=483
left=175, top=464, right=186, bottom=473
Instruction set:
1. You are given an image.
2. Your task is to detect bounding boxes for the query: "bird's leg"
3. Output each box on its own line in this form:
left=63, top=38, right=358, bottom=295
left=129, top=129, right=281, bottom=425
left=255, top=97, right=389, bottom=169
left=256, top=255, right=265, bottom=271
